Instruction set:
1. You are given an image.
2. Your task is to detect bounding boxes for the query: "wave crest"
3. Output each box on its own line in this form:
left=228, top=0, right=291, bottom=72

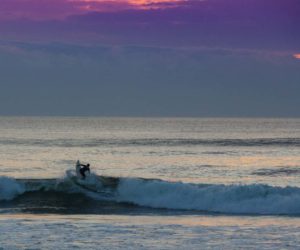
left=1, top=174, right=300, bottom=215
left=117, top=179, right=300, bottom=215
left=0, top=177, right=25, bottom=201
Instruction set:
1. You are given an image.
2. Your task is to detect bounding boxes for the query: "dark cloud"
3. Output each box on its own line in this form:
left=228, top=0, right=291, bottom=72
left=1, top=0, right=299, bottom=51
left=66, top=0, right=300, bottom=50
left=0, top=42, right=299, bottom=116
left=0, top=0, right=299, bottom=116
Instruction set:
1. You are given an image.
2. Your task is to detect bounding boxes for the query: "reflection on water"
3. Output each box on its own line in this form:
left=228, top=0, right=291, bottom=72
left=1, top=214, right=300, bottom=250
left=0, top=117, right=300, bottom=187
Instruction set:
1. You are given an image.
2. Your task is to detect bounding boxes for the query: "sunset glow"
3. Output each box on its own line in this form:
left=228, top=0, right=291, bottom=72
left=72, top=0, right=182, bottom=11
left=0, top=3, right=300, bottom=249
left=77, top=0, right=181, bottom=5
left=294, top=54, right=300, bottom=59
left=0, top=0, right=182, bottom=21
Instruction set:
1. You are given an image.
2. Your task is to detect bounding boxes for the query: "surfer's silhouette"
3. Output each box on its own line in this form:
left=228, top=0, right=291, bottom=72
left=79, top=163, right=90, bottom=179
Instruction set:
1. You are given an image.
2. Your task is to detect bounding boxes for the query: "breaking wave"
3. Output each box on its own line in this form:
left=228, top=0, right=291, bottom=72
left=0, top=177, right=25, bottom=201
left=1, top=173, right=300, bottom=215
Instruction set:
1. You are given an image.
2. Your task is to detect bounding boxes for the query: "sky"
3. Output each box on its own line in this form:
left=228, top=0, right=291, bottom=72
left=0, top=0, right=299, bottom=117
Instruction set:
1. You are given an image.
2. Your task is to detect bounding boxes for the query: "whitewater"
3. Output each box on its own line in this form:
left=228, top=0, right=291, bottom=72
left=2, top=174, right=300, bottom=216
left=1, top=117, right=300, bottom=249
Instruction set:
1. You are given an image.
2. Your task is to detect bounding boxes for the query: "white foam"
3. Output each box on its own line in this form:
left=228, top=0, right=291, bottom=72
left=0, top=177, right=25, bottom=201
left=2, top=173, right=300, bottom=215
left=116, top=178, right=300, bottom=215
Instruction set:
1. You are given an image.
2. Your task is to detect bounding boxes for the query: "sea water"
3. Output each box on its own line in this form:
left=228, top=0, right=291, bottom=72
left=0, top=117, right=300, bottom=249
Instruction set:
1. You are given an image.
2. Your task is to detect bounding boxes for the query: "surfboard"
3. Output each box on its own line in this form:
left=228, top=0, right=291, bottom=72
left=70, top=174, right=119, bottom=195
left=71, top=177, right=112, bottom=196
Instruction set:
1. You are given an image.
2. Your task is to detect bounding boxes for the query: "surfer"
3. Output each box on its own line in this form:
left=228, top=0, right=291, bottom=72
left=78, top=162, right=90, bottom=179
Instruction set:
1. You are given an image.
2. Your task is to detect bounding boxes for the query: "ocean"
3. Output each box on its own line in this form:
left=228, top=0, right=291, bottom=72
left=0, top=117, right=300, bottom=249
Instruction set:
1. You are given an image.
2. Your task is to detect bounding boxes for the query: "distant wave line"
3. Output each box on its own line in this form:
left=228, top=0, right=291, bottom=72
left=0, top=138, right=299, bottom=147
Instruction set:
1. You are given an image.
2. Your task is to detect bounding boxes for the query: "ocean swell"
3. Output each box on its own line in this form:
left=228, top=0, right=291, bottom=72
left=116, top=179, right=300, bottom=215
left=0, top=137, right=299, bottom=148
left=1, top=175, right=300, bottom=215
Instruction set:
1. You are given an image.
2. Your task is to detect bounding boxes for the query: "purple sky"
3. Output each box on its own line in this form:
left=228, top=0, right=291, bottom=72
left=0, top=0, right=299, bottom=116
left=1, top=0, right=299, bottom=50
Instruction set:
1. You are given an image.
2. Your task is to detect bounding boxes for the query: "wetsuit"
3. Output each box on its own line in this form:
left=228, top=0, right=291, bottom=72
left=80, top=164, right=90, bottom=179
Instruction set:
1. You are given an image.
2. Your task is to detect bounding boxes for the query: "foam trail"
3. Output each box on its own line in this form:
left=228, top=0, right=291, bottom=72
left=0, top=177, right=25, bottom=201
left=116, top=179, right=300, bottom=215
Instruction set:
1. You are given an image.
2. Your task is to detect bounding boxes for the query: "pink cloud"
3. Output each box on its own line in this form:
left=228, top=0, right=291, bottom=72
left=0, top=0, right=182, bottom=20
left=0, top=0, right=299, bottom=56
